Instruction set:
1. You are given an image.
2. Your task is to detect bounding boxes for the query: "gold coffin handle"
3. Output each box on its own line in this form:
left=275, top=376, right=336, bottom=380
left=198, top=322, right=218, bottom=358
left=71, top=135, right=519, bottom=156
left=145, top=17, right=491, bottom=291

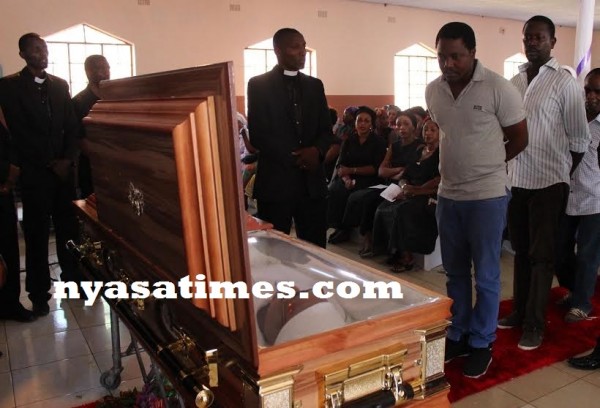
left=194, top=384, right=214, bottom=407
left=322, top=347, right=415, bottom=407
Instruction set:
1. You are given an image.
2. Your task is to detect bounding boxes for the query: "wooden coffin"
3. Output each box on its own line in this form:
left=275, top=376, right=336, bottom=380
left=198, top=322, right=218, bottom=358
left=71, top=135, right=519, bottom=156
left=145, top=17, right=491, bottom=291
left=73, top=63, right=452, bottom=408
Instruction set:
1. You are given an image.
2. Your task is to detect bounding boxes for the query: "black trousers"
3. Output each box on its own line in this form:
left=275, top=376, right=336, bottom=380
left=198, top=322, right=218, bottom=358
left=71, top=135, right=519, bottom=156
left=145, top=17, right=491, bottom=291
left=257, top=196, right=327, bottom=248
left=508, top=183, right=569, bottom=330
left=341, top=187, right=383, bottom=235
left=0, top=191, right=22, bottom=308
left=555, top=212, right=578, bottom=291
left=20, top=168, right=80, bottom=304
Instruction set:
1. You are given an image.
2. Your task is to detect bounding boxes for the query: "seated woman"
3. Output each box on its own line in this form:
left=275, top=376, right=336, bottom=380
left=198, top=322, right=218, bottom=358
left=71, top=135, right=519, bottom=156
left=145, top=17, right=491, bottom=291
left=374, top=107, right=394, bottom=145
left=341, top=111, right=422, bottom=256
left=372, top=118, right=441, bottom=272
left=327, top=106, right=387, bottom=244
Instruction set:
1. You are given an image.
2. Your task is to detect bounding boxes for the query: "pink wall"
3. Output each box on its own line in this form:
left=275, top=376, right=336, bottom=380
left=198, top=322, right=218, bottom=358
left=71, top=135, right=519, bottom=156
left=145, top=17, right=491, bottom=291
left=0, top=0, right=596, bottom=100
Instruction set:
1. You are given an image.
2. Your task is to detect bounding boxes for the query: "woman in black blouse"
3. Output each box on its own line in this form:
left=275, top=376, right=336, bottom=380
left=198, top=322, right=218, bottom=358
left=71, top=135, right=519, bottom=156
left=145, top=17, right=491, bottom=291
left=327, top=106, right=387, bottom=244
left=372, top=118, right=441, bottom=272
left=343, top=111, right=422, bottom=256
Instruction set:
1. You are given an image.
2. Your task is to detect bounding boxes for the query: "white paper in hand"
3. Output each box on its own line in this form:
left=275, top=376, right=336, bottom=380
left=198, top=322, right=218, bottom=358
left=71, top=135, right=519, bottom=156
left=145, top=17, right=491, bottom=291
left=380, top=183, right=402, bottom=202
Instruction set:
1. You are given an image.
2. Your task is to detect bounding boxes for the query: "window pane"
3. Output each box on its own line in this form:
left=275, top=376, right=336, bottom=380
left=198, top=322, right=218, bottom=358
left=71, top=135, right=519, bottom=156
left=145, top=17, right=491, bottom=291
left=69, top=43, right=87, bottom=64
left=395, top=46, right=440, bottom=110
left=84, top=25, right=125, bottom=44
left=44, top=24, right=134, bottom=96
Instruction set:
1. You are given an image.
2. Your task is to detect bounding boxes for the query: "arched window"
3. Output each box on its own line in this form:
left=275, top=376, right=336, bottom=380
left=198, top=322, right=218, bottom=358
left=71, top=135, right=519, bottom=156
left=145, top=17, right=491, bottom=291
left=504, top=53, right=527, bottom=80
left=44, top=23, right=134, bottom=96
left=394, top=43, right=440, bottom=110
left=243, top=38, right=316, bottom=111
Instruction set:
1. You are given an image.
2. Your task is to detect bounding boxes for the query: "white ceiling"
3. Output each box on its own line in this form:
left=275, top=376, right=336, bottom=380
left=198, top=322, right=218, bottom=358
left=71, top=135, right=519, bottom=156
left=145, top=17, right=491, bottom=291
left=351, top=0, right=600, bottom=29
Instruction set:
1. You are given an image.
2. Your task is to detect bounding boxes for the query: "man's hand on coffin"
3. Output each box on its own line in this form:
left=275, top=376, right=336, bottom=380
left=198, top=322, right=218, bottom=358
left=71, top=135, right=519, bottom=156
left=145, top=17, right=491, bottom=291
left=48, top=159, right=73, bottom=182
left=292, top=146, right=320, bottom=172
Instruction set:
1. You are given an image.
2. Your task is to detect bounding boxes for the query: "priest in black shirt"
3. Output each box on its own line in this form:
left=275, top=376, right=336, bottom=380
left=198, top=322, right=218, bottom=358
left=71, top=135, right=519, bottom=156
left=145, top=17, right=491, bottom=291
left=247, top=28, right=332, bottom=248
left=0, top=33, right=80, bottom=317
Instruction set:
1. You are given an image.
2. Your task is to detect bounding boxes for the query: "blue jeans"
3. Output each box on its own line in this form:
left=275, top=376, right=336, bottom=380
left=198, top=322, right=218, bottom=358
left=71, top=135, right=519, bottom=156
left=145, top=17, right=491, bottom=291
left=570, top=213, right=600, bottom=314
left=437, top=194, right=509, bottom=348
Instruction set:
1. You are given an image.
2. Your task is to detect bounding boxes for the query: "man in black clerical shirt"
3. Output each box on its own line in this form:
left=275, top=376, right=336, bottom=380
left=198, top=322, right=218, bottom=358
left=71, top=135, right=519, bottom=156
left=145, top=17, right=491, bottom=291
left=247, top=28, right=332, bottom=247
left=0, top=33, right=81, bottom=316
left=72, top=54, right=110, bottom=198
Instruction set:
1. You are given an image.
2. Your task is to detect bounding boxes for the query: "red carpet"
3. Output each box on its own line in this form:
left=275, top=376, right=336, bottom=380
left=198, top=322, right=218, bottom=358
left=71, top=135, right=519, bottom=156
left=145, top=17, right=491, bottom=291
left=446, top=282, right=600, bottom=403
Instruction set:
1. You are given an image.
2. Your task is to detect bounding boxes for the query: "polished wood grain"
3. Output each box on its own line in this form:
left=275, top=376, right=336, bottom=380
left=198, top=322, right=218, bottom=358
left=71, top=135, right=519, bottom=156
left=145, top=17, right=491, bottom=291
left=84, top=62, right=257, bottom=367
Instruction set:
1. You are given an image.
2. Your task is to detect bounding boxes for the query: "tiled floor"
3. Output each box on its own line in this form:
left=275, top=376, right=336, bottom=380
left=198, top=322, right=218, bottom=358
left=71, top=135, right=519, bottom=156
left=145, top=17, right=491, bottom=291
left=1, top=226, right=599, bottom=407
left=0, top=235, right=150, bottom=408
left=328, top=237, right=600, bottom=408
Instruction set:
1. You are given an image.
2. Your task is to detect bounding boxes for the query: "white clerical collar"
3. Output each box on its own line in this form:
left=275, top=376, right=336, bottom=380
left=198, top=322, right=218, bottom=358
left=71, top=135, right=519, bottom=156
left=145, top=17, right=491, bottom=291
left=34, top=76, right=46, bottom=84
left=283, top=70, right=299, bottom=76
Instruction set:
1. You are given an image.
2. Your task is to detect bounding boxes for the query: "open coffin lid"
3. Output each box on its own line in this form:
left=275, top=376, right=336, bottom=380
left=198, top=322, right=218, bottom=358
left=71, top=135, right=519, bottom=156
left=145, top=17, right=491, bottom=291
left=84, top=62, right=258, bottom=366
left=83, top=63, right=451, bottom=392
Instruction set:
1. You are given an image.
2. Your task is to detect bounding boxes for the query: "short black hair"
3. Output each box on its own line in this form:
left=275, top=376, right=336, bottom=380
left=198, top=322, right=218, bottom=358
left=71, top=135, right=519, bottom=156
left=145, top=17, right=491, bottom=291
left=355, top=106, right=377, bottom=127
left=435, top=22, right=476, bottom=50
left=328, top=107, right=338, bottom=126
left=524, top=15, right=555, bottom=38
left=273, top=28, right=302, bottom=49
left=586, top=68, right=600, bottom=80
left=84, top=54, right=108, bottom=70
left=407, top=106, right=427, bottom=119
left=397, top=111, right=418, bottom=129
left=18, top=32, right=42, bottom=52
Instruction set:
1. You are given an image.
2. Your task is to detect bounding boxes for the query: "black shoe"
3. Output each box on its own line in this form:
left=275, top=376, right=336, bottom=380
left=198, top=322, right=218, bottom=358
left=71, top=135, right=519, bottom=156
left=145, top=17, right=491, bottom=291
left=358, top=248, right=374, bottom=258
left=568, top=351, right=600, bottom=370
left=0, top=304, right=36, bottom=322
left=463, top=346, right=492, bottom=378
left=445, top=337, right=470, bottom=363
left=497, top=312, right=522, bottom=329
left=518, top=328, right=543, bottom=350
left=385, top=253, right=401, bottom=265
left=32, top=302, right=50, bottom=317
left=328, top=229, right=350, bottom=244
left=327, top=229, right=342, bottom=243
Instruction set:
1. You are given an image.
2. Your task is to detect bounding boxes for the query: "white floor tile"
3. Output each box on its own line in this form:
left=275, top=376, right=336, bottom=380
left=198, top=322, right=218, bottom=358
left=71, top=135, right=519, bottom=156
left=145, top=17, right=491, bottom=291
left=530, top=379, right=600, bottom=407
left=16, top=387, right=110, bottom=408
left=0, top=343, right=9, bottom=374
left=81, top=321, right=132, bottom=354
left=5, top=308, right=79, bottom=341
left=451, top=386, right=528, bottom=408
left=0, top=323, right=6, bottom=344
left=498, top=366, right=577, bottom=402
left=94, top=349, right=152, bottom=382
left=70, top=301, right=111, bottom=329
left=7, top=330, right=91, bottom=370
left=11, top=355, right=100, bottom=406
left=0, top=371, right=15, bottom=408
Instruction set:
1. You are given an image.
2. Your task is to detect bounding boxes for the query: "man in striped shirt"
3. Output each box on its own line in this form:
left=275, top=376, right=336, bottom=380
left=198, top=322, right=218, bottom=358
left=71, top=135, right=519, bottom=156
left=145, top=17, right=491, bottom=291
left=560, top=68, right=600, bottom=324
left=499, top=15, right=591, bottom=350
